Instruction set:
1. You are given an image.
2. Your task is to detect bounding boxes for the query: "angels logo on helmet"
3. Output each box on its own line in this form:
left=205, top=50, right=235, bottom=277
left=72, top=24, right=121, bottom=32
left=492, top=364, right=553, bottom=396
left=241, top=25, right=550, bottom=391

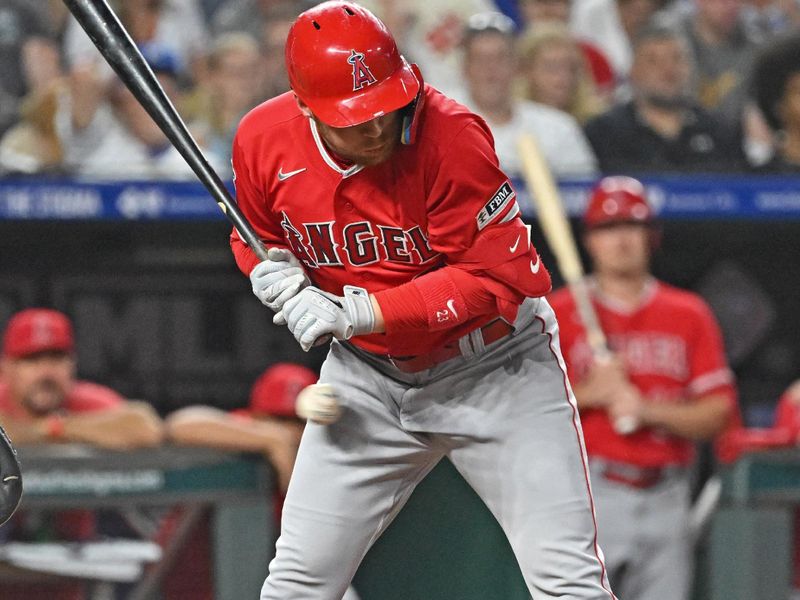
left=348, top=50, right=377, bottom=91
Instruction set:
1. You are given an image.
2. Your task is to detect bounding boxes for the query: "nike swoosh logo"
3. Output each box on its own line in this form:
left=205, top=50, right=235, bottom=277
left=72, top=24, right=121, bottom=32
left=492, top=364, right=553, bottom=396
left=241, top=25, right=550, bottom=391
left=509, top=235, right=521, bottom=253
left=446, top=298, right=458, bottom=319
left=530, top=255, right=541, bottom=274
left=277, top=167, right=307, bottom=181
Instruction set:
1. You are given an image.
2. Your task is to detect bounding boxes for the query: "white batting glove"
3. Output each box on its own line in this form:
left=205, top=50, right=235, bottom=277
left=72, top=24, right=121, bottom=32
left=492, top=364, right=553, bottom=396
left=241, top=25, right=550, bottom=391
left=249, top=248, right=310, bottom=312
left=278, top=286, right=375, bottom=352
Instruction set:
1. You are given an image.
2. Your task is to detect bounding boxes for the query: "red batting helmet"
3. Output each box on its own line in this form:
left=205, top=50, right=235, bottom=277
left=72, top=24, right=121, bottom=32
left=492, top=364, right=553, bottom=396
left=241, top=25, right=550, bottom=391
left=249, top=363, right=318, bottom=418
left=285, top=1, right=421, bottom=127
left=583, top=176, right=652, bottom=229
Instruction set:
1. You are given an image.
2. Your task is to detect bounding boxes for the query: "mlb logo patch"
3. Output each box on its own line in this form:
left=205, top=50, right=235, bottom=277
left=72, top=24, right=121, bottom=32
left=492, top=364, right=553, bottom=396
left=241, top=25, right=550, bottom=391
left=476, top=181, right=516, bottom=230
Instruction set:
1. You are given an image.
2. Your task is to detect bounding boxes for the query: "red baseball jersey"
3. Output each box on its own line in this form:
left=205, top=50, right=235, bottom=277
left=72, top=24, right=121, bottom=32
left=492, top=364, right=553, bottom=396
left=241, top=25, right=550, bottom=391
left=230, top=85, right=551, bottom=356
left=549, top=279, right=737, bottom=467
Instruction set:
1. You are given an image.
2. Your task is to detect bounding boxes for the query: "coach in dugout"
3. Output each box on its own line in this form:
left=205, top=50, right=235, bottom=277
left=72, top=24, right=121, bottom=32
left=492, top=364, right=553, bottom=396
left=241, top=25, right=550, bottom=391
left=548, top=176, right=738, bottom=600
left=0, top=308, right=163, bottom=448
left=0, top=308, right=163, bottom=600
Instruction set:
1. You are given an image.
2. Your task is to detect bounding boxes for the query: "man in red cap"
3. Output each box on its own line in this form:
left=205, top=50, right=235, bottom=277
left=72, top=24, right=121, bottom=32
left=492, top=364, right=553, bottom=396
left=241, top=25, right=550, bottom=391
left=0, top=308, right=163, bottom=600
left=0, top=308, right=163, bottom=448
left=165, top=363, right=373, bottom=600
left=548, top=176, right=738, bottom=600
left=166, top=362, right=318, bottom=493
left=234, top=2, right=615, bottom=599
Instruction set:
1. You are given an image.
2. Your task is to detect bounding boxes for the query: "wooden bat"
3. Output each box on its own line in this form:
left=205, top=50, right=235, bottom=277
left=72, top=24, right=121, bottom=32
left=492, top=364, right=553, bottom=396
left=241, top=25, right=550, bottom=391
left=62, top=0, right=268, bottom=262
left=516, top=133, right=637, bottom=434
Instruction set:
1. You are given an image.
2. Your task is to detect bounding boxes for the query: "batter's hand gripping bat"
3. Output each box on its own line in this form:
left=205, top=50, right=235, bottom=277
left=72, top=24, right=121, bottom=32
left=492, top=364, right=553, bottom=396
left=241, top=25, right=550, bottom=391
left=516, top=133, right=637, bottom=434
left=62, top=0, right=268, bottom=262
left=63, top=0, right=341, bottom=423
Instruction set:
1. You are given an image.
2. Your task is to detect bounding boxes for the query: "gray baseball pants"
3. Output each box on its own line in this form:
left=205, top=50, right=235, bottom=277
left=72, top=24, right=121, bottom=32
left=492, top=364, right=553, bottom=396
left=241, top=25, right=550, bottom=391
left=261, top=298, right=615, bottom=600
left=589, top=460, right=692, bottom=600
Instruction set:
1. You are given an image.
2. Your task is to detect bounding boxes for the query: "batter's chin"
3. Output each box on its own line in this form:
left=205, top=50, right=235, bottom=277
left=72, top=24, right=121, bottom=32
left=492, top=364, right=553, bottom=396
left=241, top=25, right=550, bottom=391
left=356, top=142, right=397, bottom=166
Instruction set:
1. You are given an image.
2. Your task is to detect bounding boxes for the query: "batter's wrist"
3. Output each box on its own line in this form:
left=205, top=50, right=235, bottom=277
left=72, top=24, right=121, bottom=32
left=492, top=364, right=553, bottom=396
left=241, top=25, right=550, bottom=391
left=369, top=295, right=385, bottom=333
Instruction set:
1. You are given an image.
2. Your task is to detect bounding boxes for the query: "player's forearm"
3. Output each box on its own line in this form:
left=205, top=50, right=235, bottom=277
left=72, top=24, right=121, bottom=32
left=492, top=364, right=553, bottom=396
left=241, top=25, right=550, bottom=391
left=0, top=417, right=51, bottom=445
left=372, top=266, right=496, bottom=334
left=638, top=395, right=732, bottom=441
left=369, top=295, right=385, bottom=333
left=166, top=407, right=292, bottom=454
left=571, top=381, right=611, bottom=410
left=63, top=402, right=164, bottom=449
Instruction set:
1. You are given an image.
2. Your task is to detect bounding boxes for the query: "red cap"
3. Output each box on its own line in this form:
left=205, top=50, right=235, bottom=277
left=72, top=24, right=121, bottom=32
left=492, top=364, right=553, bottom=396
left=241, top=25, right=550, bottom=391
left=285, top=1, right=420, bottom=127
left=584, top=176, right=652, bottom=229
left=249, top=363, right=318, bottom=418
left=2, top=309, right=75, bottom=359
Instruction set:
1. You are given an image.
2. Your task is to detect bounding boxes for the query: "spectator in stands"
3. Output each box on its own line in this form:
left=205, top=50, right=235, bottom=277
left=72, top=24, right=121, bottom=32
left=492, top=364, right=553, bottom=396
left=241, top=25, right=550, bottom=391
left=211, top=0, right=293, bottom=42
left=671, top=0, right=759, bottom=132
left=55, top=50, right=226, bottom=179
left=456, top=12, right=597, bottom=178
left=165, top=362, right=315, bottom=493
left=548, top=176, right=738, bottom=600
left=360, top=0, right=496, bottom=97
left=0, top=84, right=62, bottom=175
left=741, top=0, right=800, bottom=42
left=190, top=33, right=264, bottom=168
left=751, top=32, right=800, bottom=171
left=518, top=24, right=607, bottom=124
left=0, top=0, right=61, bottom=138
left=259, top=3, right=299, bottom=100
left=516, top=0, right=616, bottom=98
left=571, top=0, right=659, bottom=83
left=584, top=24, right=742, bottom=173
left=0, top=308, right=163, bottom=449
left=63, top=0, right=208, bottom=85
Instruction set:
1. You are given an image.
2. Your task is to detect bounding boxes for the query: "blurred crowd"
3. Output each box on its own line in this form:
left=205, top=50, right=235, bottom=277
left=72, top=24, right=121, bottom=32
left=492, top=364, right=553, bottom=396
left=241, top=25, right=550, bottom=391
left=3, top=0, right=800, bottom=178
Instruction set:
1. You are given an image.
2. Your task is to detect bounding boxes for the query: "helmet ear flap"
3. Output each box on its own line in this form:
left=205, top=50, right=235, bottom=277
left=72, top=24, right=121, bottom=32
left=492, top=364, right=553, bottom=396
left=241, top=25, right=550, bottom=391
left=401, top=64, right=426, bottom=145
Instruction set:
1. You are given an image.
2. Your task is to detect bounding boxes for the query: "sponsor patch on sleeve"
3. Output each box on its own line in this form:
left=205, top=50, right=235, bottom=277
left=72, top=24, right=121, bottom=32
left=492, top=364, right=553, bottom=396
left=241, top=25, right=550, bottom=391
left=476, top=181, right=516, bottom=231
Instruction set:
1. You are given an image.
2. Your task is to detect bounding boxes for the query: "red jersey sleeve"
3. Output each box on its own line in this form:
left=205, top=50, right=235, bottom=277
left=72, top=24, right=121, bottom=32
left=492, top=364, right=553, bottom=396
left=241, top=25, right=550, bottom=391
left=65, top=381, right=125, bottom=412
left=230, top=129, right=290, bottom=276
left=376, top=121, right=551, bottom=330
left=687, top=301, right=737, bottom=408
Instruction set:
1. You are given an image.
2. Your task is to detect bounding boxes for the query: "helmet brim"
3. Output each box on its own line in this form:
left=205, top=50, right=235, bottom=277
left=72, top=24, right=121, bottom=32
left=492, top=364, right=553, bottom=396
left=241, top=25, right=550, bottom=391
left=304, top=59, right=421, bottom=128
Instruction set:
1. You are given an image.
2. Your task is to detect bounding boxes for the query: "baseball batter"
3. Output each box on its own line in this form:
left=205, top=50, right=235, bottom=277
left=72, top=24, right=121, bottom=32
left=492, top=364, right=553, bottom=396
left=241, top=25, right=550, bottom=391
left=548, top=177, right=738, bottom=600
left=232, top=3, right=615, bottom=599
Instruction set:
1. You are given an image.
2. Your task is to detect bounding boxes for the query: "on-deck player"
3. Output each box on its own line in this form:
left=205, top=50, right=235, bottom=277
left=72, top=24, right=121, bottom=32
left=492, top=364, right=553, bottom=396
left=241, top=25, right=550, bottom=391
left=548, top=176, right=738, bottom=600
left=232, top=3, right=615, bottom=598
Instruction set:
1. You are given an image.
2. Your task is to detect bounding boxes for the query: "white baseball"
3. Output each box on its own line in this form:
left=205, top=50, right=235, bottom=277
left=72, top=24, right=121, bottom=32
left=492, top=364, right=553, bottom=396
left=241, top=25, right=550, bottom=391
left=614, top=415, right=639, bottom=435
left=295, top=383, right=341, bottom=425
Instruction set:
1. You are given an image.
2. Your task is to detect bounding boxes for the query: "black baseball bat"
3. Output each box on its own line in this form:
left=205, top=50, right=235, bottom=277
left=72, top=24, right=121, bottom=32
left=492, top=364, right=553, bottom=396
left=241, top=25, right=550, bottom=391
left=63, top=0, right=268, bottom=262
left=0, top=424, right=22, bottom=526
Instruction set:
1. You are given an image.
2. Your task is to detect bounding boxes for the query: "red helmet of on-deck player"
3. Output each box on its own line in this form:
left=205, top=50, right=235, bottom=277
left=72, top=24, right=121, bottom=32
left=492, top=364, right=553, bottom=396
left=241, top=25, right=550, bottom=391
left=285, top=1, right=421, bottom=128
left=583, top=176, right=653, bottom=229
left=249, top=363, right=318, bottom=418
